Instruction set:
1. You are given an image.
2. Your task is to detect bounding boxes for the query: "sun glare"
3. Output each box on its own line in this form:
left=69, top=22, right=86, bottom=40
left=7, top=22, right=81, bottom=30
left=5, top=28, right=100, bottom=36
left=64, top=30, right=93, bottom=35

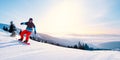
left=37, top=1, right=88, bottom=34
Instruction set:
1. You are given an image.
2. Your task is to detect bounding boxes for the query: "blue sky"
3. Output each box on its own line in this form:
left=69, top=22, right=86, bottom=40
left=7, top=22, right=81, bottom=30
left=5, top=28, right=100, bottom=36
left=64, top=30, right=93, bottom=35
left=0, top=0, right=120, bottom=34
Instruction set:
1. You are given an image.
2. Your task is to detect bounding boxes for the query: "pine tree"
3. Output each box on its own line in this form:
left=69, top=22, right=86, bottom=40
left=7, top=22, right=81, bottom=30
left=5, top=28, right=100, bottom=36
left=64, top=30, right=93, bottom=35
left=74, top=45, right=78, bottom=48
left=84, top=44, right=89, bottom=50
left=78, top=42, right=84, bottom=49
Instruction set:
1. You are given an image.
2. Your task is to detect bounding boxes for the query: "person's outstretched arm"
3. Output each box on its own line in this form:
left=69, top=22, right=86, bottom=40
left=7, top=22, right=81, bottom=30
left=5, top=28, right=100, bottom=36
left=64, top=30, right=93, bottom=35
left=20, top=22, right=27, bottom=25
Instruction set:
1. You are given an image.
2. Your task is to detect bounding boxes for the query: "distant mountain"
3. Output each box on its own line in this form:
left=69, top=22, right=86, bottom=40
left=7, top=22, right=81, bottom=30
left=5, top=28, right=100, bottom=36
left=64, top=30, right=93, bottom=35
left=68, top=34, right=120, bottom=37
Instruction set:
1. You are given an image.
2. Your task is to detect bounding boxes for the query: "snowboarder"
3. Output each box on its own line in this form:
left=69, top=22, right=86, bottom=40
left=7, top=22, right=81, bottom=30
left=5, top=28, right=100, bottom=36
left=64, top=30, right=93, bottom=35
left=19, top=18, right=36, bottom=43
left=9, top=21, right=16, bottom=37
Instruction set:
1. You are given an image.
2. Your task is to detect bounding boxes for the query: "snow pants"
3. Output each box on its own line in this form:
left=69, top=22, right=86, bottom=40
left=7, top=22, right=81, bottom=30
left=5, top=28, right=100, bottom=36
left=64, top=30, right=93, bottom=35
left=20, top=30, right=31, bottom=41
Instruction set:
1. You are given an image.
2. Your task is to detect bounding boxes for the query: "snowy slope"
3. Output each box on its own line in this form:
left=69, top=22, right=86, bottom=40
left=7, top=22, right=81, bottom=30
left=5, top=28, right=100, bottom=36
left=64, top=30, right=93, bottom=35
left=0, top=29, right=120, bottom=60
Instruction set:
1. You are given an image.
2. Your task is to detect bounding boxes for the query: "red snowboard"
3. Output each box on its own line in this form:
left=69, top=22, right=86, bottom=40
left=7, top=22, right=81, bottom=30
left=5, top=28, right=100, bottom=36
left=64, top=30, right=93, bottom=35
left=23, top=42, right=30, bottom=45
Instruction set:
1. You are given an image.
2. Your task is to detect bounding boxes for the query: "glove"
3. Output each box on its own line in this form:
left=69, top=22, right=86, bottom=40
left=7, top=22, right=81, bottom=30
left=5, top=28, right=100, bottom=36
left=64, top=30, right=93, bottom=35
left=20, top=23, right=24, bottom=25
left=34, top=28, right=36, bottom=34
left=34, top=31, right=36, bottom=34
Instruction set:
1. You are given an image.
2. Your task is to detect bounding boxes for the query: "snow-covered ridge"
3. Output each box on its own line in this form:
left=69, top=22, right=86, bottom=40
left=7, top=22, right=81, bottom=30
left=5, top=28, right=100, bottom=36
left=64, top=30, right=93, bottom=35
left=32, top=33, right=120, bottom=50
left=0, top=23, right=9, bottom=29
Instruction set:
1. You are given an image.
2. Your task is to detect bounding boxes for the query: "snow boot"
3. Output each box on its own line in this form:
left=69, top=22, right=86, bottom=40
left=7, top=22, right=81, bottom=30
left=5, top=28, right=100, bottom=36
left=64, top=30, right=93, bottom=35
left=23, top=40, right=28, bottom=43
left=18, top=39, right=23, bottom=41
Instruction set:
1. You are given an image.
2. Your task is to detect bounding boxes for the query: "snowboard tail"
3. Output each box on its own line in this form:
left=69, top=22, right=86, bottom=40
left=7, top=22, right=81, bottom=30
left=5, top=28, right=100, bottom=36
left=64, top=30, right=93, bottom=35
left=18, top=39, right=30, bottom=45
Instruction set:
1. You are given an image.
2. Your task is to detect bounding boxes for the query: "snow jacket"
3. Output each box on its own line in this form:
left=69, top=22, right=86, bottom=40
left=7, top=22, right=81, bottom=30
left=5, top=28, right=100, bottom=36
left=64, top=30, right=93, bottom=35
left=9, top=24, right=16, bottom=33
left=21, top=22, right=36, bottom=32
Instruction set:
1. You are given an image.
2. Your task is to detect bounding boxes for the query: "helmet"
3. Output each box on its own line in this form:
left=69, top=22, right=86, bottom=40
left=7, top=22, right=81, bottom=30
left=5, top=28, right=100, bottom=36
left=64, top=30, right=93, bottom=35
left=29, top=18, right=33, bottom=21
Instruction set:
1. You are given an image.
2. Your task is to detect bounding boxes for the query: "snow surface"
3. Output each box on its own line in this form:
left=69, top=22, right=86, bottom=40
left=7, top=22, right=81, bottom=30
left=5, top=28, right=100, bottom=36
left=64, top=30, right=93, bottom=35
left=0, top=29, right=120, bottom=60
